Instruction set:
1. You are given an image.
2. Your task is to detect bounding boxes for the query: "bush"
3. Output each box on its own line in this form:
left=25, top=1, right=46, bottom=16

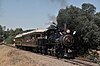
left=5, top=36, right=15, bottom=44
left=87, top=50, right=100, bottom=64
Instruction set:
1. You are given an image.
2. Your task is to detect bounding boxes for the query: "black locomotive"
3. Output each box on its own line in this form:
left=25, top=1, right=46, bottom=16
left=14, top=24, right=77, bottom=58
left=44, top=24, right=77, bottom=58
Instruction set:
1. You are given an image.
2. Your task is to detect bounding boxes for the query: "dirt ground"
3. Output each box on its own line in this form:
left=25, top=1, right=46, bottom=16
left=0, top=45, right=77, bottom=66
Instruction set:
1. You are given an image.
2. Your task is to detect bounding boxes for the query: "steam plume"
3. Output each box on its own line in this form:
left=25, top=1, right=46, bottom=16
left=48, top=0, right=68, bottom=23
left=48, top=15, right=57, bottom=23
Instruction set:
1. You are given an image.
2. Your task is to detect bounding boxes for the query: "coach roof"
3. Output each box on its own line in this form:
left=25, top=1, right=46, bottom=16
left=15, top=29, right=48, bottom=38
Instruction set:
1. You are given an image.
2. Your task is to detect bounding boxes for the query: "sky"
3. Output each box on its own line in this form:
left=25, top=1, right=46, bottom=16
left=0, top=0, right=100, bottom=30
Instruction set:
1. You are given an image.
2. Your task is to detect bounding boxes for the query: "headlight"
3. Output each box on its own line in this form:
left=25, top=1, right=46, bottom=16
left=66, top=29, right=70, bottom=33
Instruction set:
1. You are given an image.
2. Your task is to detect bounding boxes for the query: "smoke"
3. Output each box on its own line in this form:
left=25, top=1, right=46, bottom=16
left=50, top=0, right=68, bottom=7
left=48, top=14, right=57, bottom=23
left=47, top=0, right=68, bottom=24
left=45, top=15, right=56, bottom=25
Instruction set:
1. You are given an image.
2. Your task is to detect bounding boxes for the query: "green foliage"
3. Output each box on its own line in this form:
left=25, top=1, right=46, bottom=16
left=57, top=5, right=81, bottom=30
left=96, top=12, right=100, bottom=18
left=4, top=28, right=23, bottom=44
left=14, top=28, right=23, bottom=35
left=5, top=35, right=15, bottom=44
left=87, top=50, right=100, bottom=64
left=0, top=25, right=4, bottom=35
left=95, top=12, right=100, bottom=27
left=0, top=25, right=23, bottom=44
left=57, top=3, right=100, bottom=54
left=82, top=3, right=96, bottom=14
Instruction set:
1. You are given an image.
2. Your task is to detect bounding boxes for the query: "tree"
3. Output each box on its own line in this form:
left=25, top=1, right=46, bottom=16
left=0, top=24, right=23, bottom=44
left=0, top=25, right=3, bottom=35
left=4, top=28, right=23, bottom=44
left=57, top=3, right=100, bottom=55
left=57, top=5, right=81, bottom=30
left=82, top=3, right=96, bottom=15
left=14, top=28, right=23, bottom=35
left=9, top=29, right=15, bottom=36
left=95, top=12, right=100, bottom=18
left=95, top=12, right=100, bottom=27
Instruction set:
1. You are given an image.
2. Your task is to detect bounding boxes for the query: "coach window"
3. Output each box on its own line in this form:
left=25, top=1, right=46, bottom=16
left=36, top=34, right=40, bottom=38
left=40, top=34, right=43, bottom=37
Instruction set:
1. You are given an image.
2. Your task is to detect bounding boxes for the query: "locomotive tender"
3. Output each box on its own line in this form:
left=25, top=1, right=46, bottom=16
left=14, top=25, right=77, bottom=58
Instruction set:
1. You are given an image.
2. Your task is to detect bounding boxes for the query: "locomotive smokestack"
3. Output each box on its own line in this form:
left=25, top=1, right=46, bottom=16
left=64, top=23, right=66, bottom=31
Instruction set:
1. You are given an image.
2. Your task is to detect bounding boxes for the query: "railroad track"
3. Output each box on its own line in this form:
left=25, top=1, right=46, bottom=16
left=64, top=59, right=99, bottom=66
left=44, top=55, right=99, bottom=66
left=2, top=44, right=99, bottom=66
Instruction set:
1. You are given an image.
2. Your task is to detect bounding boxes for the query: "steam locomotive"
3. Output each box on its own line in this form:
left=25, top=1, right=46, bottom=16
left=14, top=24, right=77, bottom=58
